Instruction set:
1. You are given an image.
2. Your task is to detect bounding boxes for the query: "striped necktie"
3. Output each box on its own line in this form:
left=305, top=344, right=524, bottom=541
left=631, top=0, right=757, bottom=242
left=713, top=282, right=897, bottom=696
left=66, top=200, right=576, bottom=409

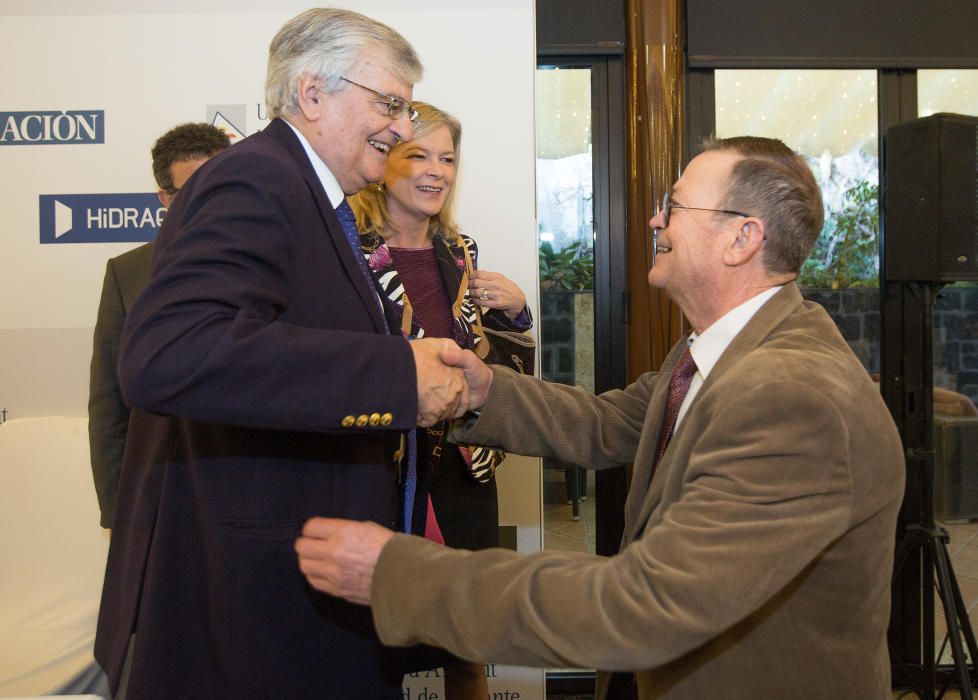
left=334, top=199, right=418, bottom=534
left=334, top=200, right=376, bottom=285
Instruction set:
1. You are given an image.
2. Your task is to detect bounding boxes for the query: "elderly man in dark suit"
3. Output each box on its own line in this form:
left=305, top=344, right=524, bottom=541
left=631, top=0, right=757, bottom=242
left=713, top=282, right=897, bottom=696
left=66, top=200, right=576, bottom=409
left=88, top=122, right=229, bottom=530
left=297, top=137, right=906, bottom=699
left=94, top=8, right=467, bottom=699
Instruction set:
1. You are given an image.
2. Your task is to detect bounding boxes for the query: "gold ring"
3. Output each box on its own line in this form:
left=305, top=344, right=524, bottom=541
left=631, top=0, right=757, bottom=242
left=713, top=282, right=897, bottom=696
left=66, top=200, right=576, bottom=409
left=481, top=289, right=489, bottom=300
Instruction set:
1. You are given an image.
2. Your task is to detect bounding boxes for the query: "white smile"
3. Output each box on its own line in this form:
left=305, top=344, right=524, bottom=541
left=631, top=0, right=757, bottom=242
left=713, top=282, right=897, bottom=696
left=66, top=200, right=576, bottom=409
left=417, top=185, right=442, bottom=193
left=656, top=245, right=672, bottom=254
left=368, top=139, right=390, bottom=154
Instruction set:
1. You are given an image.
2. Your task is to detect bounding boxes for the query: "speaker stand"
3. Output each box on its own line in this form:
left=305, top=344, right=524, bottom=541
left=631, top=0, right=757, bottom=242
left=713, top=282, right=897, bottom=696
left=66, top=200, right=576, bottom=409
left=886, top=281, right=978, bottom=699
left=892, top=521, right=978, bottom=698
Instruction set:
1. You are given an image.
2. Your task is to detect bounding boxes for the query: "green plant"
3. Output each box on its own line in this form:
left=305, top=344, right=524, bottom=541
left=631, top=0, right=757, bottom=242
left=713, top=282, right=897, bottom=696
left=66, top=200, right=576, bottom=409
left=800, top=180, right=879, bottom=289
left=539, top=240, right=594, bottom=291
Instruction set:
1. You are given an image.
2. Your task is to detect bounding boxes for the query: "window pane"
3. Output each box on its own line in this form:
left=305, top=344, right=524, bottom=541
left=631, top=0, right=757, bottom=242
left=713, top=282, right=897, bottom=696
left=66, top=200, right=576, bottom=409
left=536, top=68, right=595, bottom=297
left=536, top=66, right=595, bottom=396
left=536, top=63, right=597, bottom=679
left=536, top=66, right=596, bottom=547
left=716, top=69, right=880, bottom=372
left=919, top=69, right=978, bottom=118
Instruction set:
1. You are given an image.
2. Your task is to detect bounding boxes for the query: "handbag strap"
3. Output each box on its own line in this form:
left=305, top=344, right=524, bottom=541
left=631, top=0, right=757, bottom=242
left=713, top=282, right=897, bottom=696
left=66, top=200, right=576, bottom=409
left=426, top=423, right=447, bottom=473
left=459, top=239, right=490, bottom=360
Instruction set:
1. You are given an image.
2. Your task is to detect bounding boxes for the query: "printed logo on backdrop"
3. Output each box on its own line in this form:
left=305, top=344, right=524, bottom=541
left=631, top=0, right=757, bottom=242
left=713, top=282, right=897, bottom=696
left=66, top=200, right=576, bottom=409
left=0, top=110, right=104, bottom=145
left=38, top=194, right=163, bottom=244
left=404, top=664, right=537, bottom=700
left=207, top=104, right=269, bottom=142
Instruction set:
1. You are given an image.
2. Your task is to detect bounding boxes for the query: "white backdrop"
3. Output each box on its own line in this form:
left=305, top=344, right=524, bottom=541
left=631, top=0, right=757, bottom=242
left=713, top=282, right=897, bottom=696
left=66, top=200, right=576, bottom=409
left=0, top=1, right=543, bottom=696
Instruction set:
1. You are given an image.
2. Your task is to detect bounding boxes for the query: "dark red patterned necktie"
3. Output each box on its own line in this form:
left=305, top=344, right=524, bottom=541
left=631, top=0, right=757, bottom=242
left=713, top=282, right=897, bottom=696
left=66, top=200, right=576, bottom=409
left=653, top=347, right=698, bottom=467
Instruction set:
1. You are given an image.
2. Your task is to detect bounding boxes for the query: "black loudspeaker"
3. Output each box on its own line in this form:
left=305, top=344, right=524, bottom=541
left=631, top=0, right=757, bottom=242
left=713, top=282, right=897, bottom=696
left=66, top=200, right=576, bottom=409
left=885, top=112, right=978, bottom=282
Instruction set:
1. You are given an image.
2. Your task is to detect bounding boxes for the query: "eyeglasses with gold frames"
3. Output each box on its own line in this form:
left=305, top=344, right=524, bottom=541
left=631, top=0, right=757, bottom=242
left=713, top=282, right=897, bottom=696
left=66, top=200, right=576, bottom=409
left=339, top=76, right=419, bottom=123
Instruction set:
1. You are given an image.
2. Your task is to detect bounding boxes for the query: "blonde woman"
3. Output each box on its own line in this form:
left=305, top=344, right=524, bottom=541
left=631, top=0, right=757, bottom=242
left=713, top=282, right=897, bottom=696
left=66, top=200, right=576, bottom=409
left=351, top=102, right=531, bottom=697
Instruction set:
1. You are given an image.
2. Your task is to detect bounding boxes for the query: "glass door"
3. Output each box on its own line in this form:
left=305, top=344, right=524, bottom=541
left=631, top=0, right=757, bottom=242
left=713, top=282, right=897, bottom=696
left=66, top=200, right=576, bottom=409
left=536, top=65, right=597, bottom=550
left=536, top=56, right=627, bottom=692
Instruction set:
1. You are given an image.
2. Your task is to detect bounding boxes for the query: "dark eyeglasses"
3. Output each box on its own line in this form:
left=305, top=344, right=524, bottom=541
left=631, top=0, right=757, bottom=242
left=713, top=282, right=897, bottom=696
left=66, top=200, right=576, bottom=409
left=340, top=77, right=419, bottom=123
left=657, top=191, right=750, bottom=228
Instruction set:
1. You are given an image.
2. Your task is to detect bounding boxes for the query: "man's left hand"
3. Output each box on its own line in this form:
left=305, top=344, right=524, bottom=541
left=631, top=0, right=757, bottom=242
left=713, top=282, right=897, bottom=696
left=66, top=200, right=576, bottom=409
left=295, top=518, right=394, bottom=606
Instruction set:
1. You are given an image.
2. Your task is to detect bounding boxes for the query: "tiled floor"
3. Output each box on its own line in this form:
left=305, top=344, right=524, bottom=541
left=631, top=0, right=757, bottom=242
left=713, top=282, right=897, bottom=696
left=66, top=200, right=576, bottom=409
left=543, top=468, right=595, bottom=554
left=542, top=476, right=978, bottom=698
left=933, top=521, right=978, bottom=656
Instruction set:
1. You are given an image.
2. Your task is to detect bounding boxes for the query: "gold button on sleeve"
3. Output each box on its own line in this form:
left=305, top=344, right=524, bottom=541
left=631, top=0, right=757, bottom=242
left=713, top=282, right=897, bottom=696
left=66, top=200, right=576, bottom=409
left=369, top=412, right=381, bottom=427
left=356, top=414, right=369, bottom=428
left=380, top=412, right=393, bottom=426
left=341, top=415, right=355, bottom=428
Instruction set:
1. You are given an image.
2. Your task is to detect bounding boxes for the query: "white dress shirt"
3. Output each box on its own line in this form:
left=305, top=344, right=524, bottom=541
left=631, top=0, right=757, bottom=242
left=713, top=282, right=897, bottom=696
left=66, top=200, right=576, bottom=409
left=676, top=286, right=783, bottom=430
left=283, top=119, right=345, bottom=209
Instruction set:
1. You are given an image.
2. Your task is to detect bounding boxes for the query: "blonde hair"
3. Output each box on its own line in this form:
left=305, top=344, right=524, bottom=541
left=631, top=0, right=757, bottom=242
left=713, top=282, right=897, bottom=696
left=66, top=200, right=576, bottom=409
left=349, top=101, right=463, bottom=242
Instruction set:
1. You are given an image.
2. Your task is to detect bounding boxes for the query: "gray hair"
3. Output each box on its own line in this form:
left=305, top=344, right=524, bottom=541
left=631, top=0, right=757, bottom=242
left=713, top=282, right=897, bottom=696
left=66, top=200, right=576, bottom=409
left=265, top=8, right=423, bottom=120
left=701, top=136, right=824, bottom=276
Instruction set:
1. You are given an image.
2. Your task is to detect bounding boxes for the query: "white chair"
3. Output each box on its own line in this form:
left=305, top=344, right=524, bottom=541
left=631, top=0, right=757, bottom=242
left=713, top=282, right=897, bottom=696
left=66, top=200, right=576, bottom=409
left=0, top=417, right=109, bottom=697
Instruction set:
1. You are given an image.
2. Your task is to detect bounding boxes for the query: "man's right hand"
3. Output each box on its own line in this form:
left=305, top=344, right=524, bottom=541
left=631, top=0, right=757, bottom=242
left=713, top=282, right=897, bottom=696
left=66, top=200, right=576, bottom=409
left=448, top=349, right=493, bottom=413
left=411, top=338, right=469, bottom=427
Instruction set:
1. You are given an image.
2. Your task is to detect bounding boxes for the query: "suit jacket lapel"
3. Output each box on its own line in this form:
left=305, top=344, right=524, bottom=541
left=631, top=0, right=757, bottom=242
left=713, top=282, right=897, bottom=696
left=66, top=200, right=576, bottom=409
left=708, top=284, right=803, bottom=380
left=622, top=340, right=687, bottom=540
left=360, top=233, right=416, bottom=338
left=266, top=119, right=388, bottom=334
left=435, top=235, right=478, bottom=350
left=434, top=236, right=465, bottom=297
left=624, top=284, right=807, bottom=544
left=360, top=233, right=475, bottom=348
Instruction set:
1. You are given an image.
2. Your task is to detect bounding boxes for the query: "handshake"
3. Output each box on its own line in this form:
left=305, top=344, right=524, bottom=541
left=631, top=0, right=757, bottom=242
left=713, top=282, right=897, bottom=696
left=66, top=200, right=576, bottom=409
left=296, top=338, right=494, bottom=606
left=410, top=337, right=493, bottom=427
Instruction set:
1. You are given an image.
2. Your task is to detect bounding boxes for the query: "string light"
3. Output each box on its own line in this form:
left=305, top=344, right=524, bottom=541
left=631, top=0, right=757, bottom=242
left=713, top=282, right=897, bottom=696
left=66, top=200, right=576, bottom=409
left=715, top=69, right=881, bottom=156
left=535, top=68, right=592, bottom=159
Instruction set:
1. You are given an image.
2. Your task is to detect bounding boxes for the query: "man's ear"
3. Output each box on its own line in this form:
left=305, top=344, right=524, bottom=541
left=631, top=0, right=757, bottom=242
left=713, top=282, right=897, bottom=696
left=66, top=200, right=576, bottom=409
left=157, top=190, right=171, bottom=208
left=296, top=74, right=324, bottom=122
left=723, top=217, right=766, bottom=266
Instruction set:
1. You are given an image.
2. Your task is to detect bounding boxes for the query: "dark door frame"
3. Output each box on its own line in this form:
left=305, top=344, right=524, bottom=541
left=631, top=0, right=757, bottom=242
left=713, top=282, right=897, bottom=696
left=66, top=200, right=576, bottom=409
left=536, top=53, right=628, bottom=695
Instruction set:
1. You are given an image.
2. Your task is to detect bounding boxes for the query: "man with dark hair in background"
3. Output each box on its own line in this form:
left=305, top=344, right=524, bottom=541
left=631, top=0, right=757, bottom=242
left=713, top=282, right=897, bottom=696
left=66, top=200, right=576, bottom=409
left=298, top=136, right=906, bottom=700
left=89, top=121, right=229, bottom=529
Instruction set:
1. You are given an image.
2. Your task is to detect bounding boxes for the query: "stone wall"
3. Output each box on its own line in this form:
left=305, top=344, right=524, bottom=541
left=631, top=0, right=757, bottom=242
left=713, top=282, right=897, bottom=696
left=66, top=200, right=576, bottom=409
left=540, top=291, right=594, bottom=393
left=801, top=288, right=881, bottom=374
left=933, top=287, right=978, bottom=403
left=540, top=292, right=576, bottom=385
left=803, top=287, right=978, bottom=405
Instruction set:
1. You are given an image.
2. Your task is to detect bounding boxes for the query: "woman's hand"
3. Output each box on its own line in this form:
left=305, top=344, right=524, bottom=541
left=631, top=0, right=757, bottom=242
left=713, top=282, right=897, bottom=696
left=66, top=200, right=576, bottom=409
left=469, top=269, right=526, bottom=319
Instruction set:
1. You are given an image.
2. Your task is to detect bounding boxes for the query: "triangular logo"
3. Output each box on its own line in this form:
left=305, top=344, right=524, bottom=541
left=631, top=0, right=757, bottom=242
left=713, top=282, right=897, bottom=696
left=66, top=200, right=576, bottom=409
left=55, top=199, right=73, bottom=238
left=212, top=111, right=246, bottom=142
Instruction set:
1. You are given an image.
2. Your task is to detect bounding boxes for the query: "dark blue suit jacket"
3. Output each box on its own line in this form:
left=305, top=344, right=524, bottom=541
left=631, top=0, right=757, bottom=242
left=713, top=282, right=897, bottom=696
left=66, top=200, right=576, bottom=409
left=94, top=118, right=416, bottom=698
